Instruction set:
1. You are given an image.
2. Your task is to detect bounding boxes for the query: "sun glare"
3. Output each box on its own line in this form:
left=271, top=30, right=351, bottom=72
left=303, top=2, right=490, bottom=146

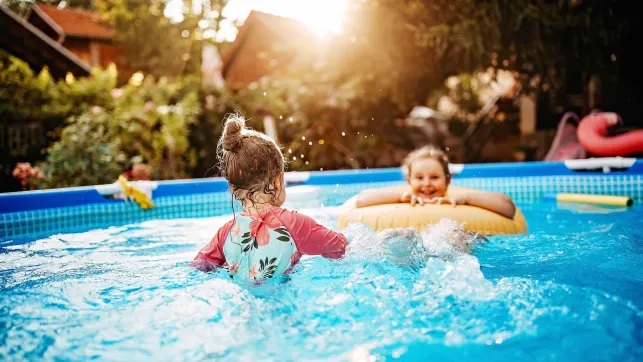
left=225, top=0, right=348, bottom=38
left=165, top=0, right=348, bottom=41
left=262, top=0, right=348, bottom=37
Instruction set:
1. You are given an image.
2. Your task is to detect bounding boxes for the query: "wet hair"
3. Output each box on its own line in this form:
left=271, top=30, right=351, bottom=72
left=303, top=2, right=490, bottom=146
left=217, top=113, right=286, bottom=206
left=401, top=145, right=450, bottom=180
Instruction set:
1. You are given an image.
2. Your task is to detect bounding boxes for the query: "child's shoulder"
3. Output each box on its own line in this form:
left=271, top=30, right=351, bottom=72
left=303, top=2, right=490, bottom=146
left=270, top=206, right=299, bottom=218
left=270, top=207, right=316, bottom=224
left=215, top=219, right=236, bottom=235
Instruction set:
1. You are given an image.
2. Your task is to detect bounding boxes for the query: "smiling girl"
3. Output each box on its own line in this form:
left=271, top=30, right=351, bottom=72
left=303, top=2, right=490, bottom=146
left=355, top=146, right=516, bottom=219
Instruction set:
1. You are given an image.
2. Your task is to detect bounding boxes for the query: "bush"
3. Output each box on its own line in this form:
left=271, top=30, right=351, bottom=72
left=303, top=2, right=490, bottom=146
left=37, top=70, right=201, bottom=188
left=40, top=111, right=126, bottom=188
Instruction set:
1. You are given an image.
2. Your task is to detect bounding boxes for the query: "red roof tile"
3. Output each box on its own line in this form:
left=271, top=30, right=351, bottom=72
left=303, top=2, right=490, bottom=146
left=35, top=4, right=114, bottom=40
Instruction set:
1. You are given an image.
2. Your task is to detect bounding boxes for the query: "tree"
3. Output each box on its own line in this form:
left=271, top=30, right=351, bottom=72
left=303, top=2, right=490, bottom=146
left=94, top=0, right=192, bottom=79
left=248, top=0, right=632, bottom=170
left=93, top=0, right=237, bottom=79
left=322, top=0, right=629, bottom=107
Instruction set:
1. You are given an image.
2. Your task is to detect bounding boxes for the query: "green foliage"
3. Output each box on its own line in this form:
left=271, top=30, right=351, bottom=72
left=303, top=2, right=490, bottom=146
left=341, top=0, right=626, bottom=101
left=235, top=67, right=415, bottom=171
left=95, top=0, right=237, bottom=79
left=0, top=50, right=116, bottom=123
left=95, top=0, right=195, bottom=78
left=227, top=0, right=629, bottom=171
left=1, top=51, right=120, bottom=191
left=39, top=69, right=201, bottom=188
left=0, top=51, right=200, bottom=188
left=40, top=111, right=126, bottom=188
left=3, top=0, right=632, bottom=191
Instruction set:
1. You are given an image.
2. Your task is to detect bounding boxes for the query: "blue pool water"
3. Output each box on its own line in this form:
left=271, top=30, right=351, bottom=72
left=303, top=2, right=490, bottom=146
left=1, top=191, right=642, bottom=361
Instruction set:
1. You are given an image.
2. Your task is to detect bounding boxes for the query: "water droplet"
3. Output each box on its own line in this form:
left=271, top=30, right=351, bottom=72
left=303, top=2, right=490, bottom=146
left=263, top=92, right=266, bottom=96
left=288, top=149, right=292, bottom=153
left=318, top=139, right=325, bottom=145
left=341, top=132, right=346, bottom=136
left=300, top=154, right=304, bottom=158
left=309, top=141, right=312, bottom=146
left=302, top=136, right=306, bottom=140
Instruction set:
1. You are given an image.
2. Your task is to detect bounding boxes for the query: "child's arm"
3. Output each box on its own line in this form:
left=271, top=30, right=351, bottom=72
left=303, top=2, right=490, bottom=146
left=430, top=191, right=517, bottom=219
left=463, top=191, right=516, bottom=219
left=355, top=185, right=410, bottom=208
left=275, top=209, right=348, bottom=258
left=190, top=220, right=234, bottom=272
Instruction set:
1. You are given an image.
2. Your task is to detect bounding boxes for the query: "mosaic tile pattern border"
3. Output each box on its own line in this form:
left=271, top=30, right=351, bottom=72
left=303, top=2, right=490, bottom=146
left=1, top=175, right=641, bottom=241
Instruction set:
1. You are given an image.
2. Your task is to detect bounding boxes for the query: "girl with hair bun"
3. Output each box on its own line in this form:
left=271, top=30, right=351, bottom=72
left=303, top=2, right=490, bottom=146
left=192, top=114, right=348, bottom=280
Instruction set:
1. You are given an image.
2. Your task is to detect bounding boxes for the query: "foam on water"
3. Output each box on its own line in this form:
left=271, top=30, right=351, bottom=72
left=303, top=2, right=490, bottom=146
left=1, top=202, right=642, bottom=361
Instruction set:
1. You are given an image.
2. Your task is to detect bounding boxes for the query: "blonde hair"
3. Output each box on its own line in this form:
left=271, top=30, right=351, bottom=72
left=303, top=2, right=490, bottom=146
left=217, top=113, right=286, bottom=205
left=401, top=145, right=450, bottom=179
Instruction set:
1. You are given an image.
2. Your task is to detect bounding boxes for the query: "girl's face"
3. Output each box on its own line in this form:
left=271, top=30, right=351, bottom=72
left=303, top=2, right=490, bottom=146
left=407, top=158, right=449, bottom=198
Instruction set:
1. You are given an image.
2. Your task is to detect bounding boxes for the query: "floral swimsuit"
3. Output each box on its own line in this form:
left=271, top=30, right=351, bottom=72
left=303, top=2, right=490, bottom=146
left=193, top=207, right=347, bottom=280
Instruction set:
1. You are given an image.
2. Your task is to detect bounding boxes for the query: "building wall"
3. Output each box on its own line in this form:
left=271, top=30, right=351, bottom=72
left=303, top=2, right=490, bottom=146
left=224, top=22, right=295, bottom=86
left=97, top=42, right=120, bottom=68
left=61, top=38, right=118, bottom=68
left=62, top=38, right=92, bottom=65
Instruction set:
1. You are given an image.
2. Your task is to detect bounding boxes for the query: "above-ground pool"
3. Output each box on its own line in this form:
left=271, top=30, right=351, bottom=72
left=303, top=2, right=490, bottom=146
left=1, top=159, right=642, bottom=361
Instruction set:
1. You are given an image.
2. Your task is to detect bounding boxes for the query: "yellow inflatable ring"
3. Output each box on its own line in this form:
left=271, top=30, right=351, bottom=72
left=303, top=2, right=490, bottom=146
left=337, top=186, right=528, bottom=235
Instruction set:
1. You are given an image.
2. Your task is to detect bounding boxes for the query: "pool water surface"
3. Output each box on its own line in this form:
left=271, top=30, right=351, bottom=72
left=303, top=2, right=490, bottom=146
left=1, top=197, right=642, bottom=361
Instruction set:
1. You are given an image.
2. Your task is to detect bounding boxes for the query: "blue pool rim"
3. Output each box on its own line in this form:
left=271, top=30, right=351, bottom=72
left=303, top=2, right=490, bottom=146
left=1, top=159, right=642, bottom=214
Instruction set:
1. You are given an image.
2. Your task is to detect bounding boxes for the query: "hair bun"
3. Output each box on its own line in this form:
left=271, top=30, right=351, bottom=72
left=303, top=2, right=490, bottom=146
left=222, top=116, right=245, bottom=151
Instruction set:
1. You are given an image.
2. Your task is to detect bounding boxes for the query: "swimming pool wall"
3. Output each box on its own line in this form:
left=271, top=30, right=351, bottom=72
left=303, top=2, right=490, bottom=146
left=1, top=159, right=641, bottom=241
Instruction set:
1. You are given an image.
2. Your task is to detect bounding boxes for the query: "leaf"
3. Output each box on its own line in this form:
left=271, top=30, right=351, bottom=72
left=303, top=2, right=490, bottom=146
left=260, top=259, right=265, bottom=270
left=274, top=228, right=289, bottom=236
left=277, top=236, right=290, bottom=242
left=269, top=257, right=277, bottom=265
left=253, top=240, right=258, bottom=249
left=241, top=238, right=252, bottom=244
left=242, top=244, right=252, bottom=252
left=242, top=232, right=250, bottom=238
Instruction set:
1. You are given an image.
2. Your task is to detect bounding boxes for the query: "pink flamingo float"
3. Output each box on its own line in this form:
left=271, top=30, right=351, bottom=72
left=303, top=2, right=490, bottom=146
left=577, top=112, right=643, bottom=157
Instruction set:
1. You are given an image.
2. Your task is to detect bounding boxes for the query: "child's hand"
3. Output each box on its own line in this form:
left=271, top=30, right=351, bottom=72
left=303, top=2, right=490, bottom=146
left=400, top=191, right=426, bottom=206
left=401, top=192, right=467, bottom=207
left=425, top=195, right=468, bottom=207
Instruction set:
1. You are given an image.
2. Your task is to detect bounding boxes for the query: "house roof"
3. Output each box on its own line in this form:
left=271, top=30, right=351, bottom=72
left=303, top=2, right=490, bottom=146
left=0, top=5, right=91, bottom=79
left=221, top=10, right=316, bottom=80
left=30, top=4, right=114, bottom=41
